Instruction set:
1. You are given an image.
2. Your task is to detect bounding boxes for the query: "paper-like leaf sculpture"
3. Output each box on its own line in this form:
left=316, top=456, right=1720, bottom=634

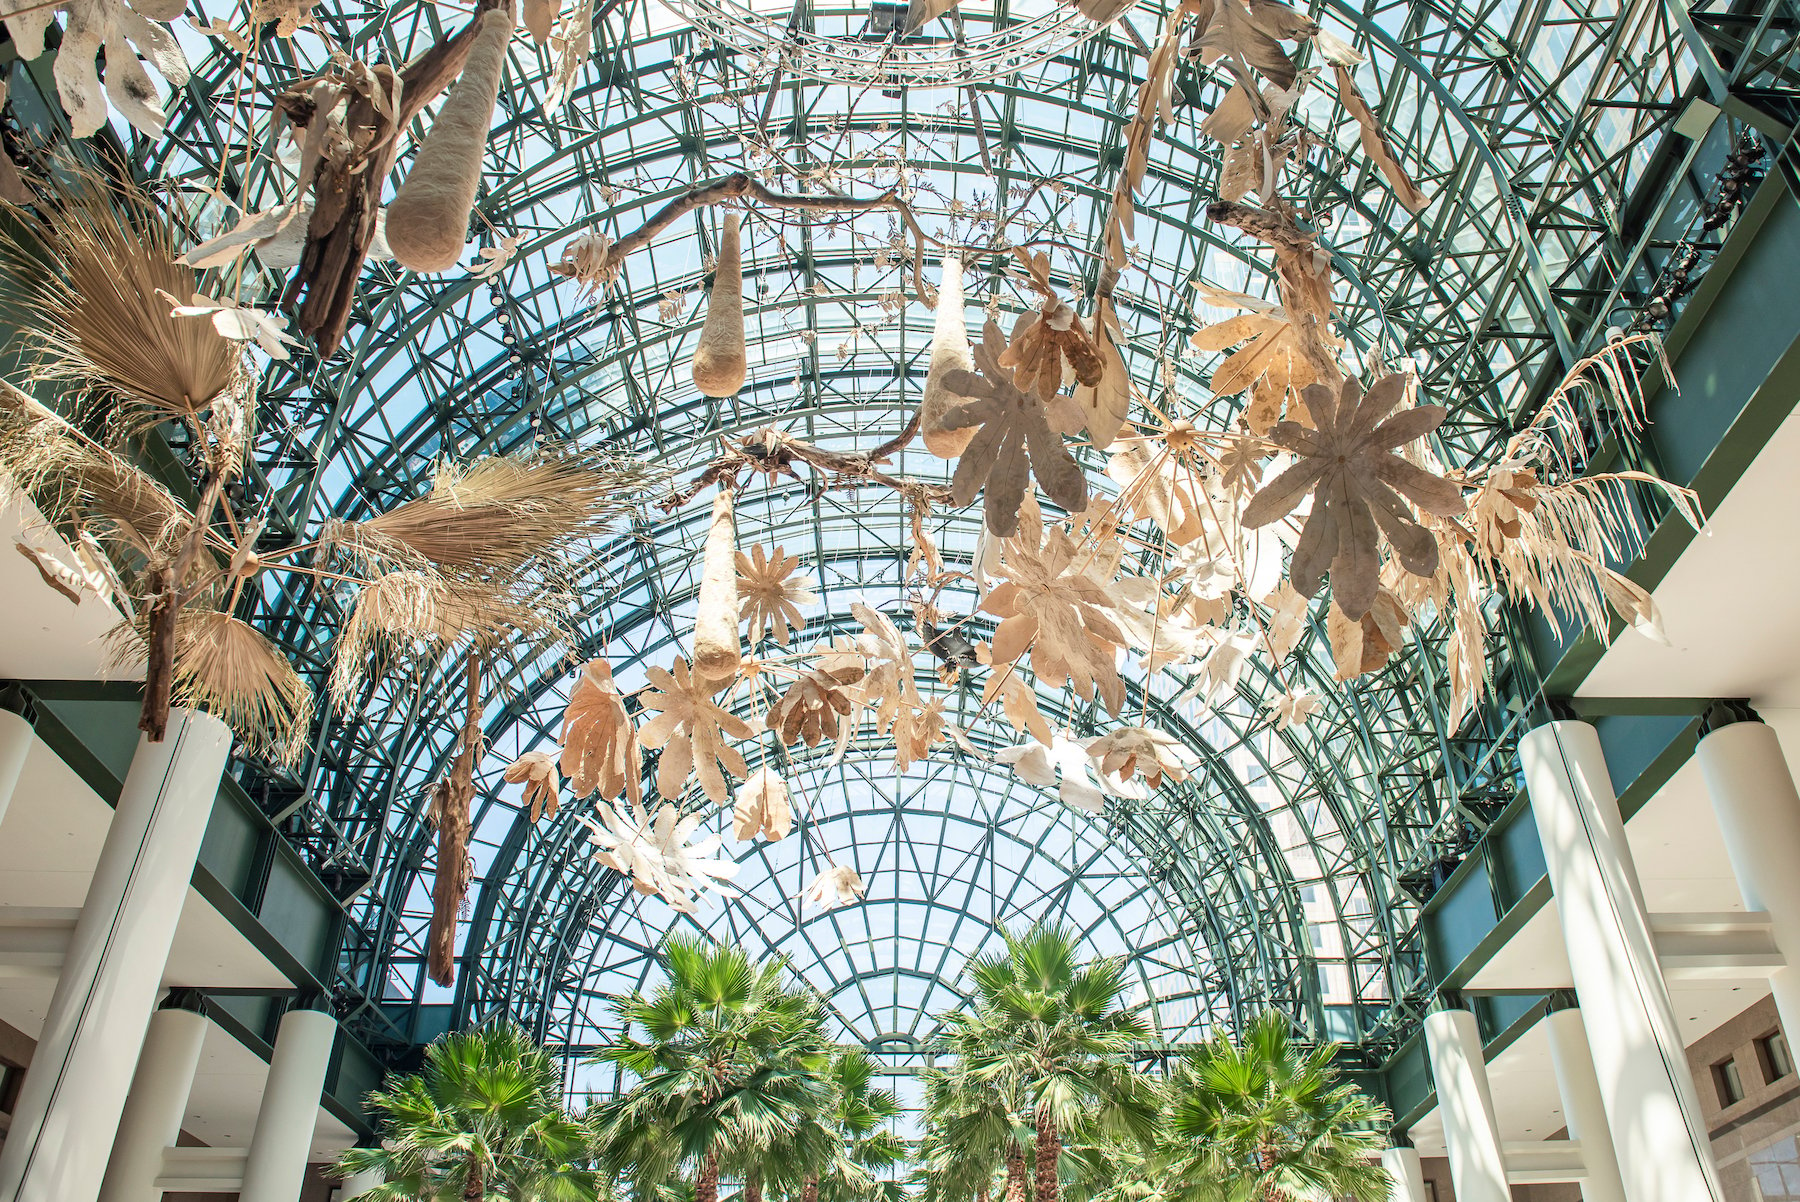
left=920, top=256, right=977, bottom=458
left=385, top=8, right=512, bottom=271
left=1334, top=65, right=1430, bottom=213
left=6, top=0, right=193, bottom=139
left=693, top=489, right=743, bottom=684
left=805, top=863, right=867, bottom=910
left=578, top=800, right=739, bottom=912
left=1241, top=373, right=1464, bottom=619
left=1270, top=687, right=1321, bottom=730
left=943, top=320, right=1089, bottom=537
left=732, top=766, right=792, bottom=842
left=503, top=749, right=562, bottom=822
left=736, top=544, right=819, bottom=645
left=769, top=665, right=867, bottom=748
left=1000, top=250, right=1105, bottom=403
left=559, top=658, right=643, bottom=806
left=997, top=732, right=1136, bottom=814
left=637, top=658, right=753, bottom=803
left=1086, top=726, right=1198, bottom=791
left=692, top=212, right=747, bottom=397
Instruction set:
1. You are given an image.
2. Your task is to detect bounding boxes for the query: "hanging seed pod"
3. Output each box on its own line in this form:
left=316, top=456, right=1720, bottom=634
left=920, top=256, right=975, bottom=458
left=692, top=487, right=742, bottom=685
left=692, top=213, right=747, bottom=397
left=386, top=9, right=513, bottom=272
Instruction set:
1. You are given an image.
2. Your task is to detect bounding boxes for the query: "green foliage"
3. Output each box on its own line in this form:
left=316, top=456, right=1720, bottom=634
left=1159, top=1010, right=1392, bottom=1202
left=335, top=1021, right=601, bottom=1202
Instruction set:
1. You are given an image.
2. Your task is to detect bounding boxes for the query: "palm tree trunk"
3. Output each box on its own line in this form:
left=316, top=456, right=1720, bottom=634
left=746, top=1169, right=763, bottom=1202
left=462, top=1149, right=485, bottom=1201
left=1003, top=1142, right=1026, bottom=1202
left=1033, top=1108, right=1059, bottom=1202
left=801, top=1174, right=819, bottom=1202
left=696, top=1151, right=721, bottom=1202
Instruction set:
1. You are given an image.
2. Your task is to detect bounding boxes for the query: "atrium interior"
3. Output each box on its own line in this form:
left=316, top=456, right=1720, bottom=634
left=1, top=0, right=1800, bottom=1197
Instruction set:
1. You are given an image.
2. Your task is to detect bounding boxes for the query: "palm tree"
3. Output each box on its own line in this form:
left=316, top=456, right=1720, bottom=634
left=947, top=925, right=1157, bottom=1202
left=335, top=1022, right=600, bottom=1201
left=1160, top=1009, right=1391, bottom=1202
left=590, top=936, right=831, bottom=1202
left=776, top=1049, right=905, bottom=1202
left=914, top=1060, right=1029, bottom=1202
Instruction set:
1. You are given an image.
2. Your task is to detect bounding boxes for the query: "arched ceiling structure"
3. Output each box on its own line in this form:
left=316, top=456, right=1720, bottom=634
left=131, top=0, right=1725, bottom=1061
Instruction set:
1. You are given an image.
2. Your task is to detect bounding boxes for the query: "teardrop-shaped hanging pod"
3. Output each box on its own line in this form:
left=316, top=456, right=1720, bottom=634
left=692, top=212, right=748, bottom=397
left=692, top=487, right=743, bottom=685
left=919, top=256, right=975, bottom=458
left=386, top=9, right=513, bottom=272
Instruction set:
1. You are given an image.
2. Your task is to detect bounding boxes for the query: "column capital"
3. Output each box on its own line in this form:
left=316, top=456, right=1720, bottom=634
left=1700, top=698, right=1762, bottom=737
left=1546, top=988, right=1581, bottom=1012
left=161, top=988, right=209, bottom=1014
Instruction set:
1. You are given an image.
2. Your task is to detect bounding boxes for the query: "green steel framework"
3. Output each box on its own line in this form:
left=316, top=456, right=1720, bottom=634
left=107, top=0, right=1800, bottom=1068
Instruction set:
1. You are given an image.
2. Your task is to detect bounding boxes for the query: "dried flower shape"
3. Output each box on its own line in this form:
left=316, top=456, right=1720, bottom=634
left=980, top=502, right=1137, bottom=716
left=1106, top=441, right=1208, bottom=546
left=637, top=658, right=753, bottom=803
left=1087, top=726, right=1199, bottom=791
left=552, top=232, right=617, bottom=299
left=769, top=665, right=867, bottom=748
left=1466, top=467, right=1541, bottom=554
left=1325, top=591, right=1410, bottom=680
left=736, top=544, right=819, bottom=645
left=1261, top=582, right=1311, bottom=664
left=982, top=670, right=1052, bottom=745
left=1269, top=687, right=1321, bottom=731
left=502, top=749, right=561, bottom=823
left=1241, top=373, right=1465, bottom=620
left=942, top=320, right=1089, bottom=538
left=997, top=732, right=1139, bottom=815
left=559, top=658, right=642, bottom=807
left=732, top=766, right=792, bottom=842
left=888, top=694, right=947, bottom=773
left=919, top=256, right=977, bottom=459
left=578, top=800, right=739, bottom=913
left=999, top=249, right=1105, bottom=403
left=1180, top=627, right=1260, bottom=709
left=805, top=864, right=866, bottom=911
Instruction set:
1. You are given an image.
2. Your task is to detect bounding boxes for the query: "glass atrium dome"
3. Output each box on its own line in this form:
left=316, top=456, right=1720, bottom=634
left=87, top=0, right=1754, bottom=1077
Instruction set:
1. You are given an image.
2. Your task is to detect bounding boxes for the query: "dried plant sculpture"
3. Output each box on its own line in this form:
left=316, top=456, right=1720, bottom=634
left=154, top=610, right=314, bottom=765
left=920, top=256, right=976, bottom=458
left=693, top=489, right=744, bottom=684
left=427, top=653, right=485, bottom=985
left=503, top=750, right=562, bottom=822
left=3, top=0, right=191, bottom=138
left=804, top=863, right=866, bottom=910
left=1000, top=249, right=1106, bottom=402
left=385, top=8, right=514, bottom=271
left=1241, top=373, right=1464, bottom=619
left=769, top=666, right=866, bottom=748
left=1086, top=726, right=1198, bottom=791
left=732, top=767, right=791, bottom=841
left=579, top=799, right=739, bottom=912
left=637, top=658, right=753, bottom=803
left=943, top=320, right=1088, bottom=536
left=1190, top=288, right=1316, bottom=435
left=997, top=732, right=1132, bottom=814
left=328, top=570, right=554, bottom=702
left=560, top=658, right=643, bottom=806
left=737, top=544, right=817, bottom=646
left=1333, top=65, right=1430, bottom=213
left=692, top=213, right=748, bottom=397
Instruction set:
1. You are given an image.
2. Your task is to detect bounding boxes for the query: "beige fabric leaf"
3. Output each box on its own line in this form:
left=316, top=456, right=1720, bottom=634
left=1334, top=64, right=1430, bottom=213
left=559, top=658, right=642, bottom=806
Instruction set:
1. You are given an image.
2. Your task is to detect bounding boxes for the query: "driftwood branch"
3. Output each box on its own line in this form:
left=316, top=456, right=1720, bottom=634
left=657, top=414, right=948, bottom=514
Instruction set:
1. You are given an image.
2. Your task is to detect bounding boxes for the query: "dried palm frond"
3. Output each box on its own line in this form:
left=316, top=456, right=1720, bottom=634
left=1511, top=333, right=1669, bottom=474
left=330, top=570, right=565, bottom=701
left=322, top=447, right=657, bottom=578
left=107, top=608, right=313, bottom=766
left=0, top=171, right=243, bottom=444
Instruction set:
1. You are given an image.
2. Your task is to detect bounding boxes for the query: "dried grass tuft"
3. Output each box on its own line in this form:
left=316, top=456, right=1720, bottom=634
left=109, top=609, right=313, bottom=766
left=0, top=171, right=243, bottom=442
left=322, top=447, right=660, bottom=579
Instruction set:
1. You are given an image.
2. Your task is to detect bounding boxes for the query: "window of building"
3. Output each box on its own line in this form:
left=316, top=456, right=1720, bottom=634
left=1759, top=1031, right=1794, bottom=1083
left=1715, top=1056, right=1747, bottom=1107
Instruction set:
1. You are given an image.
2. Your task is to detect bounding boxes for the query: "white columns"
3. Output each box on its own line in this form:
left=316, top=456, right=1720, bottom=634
left=1380, top=1146, right=1429, bottom=1202
left=0, top=709, right=232, bottom=1202
left=1520, top=719, right=1724, bottom=1202
left=1544, top=1006, right=1627, bottom=1202
left=1422, top=1008, right=1510, bottom=1202
left=237, top=1006, right=337, bottom=1202
left=97, top=1002, right=210, bottom=1202
left=335, top=1167, right=385, bottom=1201
left=1696, top=716, right=1800, bottom=1038
left=0, top=708, right=32, bottom=830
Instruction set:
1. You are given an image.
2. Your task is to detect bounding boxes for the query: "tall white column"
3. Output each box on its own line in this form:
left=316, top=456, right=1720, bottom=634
left=1520, top=719, right=1724, bottom=1202
left=1380, top=1146, right=1429, bottom=1202
left=0, top=708, right=232, bottom=1202
left=97, top=1000, right=210, bottom=1202
left=1696, top=715, right=1800, bottom=1038
left=1422, top=1008, right=1510, bottom=1202
left=0, top=708, right=33, bottom=830
left=1544, top=1005, right=1627, bottom=1202
left=238, top=1006, right=337, bottom=1202
left=335, top=1166, right=385, bottom=1201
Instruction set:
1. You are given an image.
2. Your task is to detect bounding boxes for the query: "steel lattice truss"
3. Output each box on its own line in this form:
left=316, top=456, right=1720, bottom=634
left=129, top=0, right=1788, bottom=1060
